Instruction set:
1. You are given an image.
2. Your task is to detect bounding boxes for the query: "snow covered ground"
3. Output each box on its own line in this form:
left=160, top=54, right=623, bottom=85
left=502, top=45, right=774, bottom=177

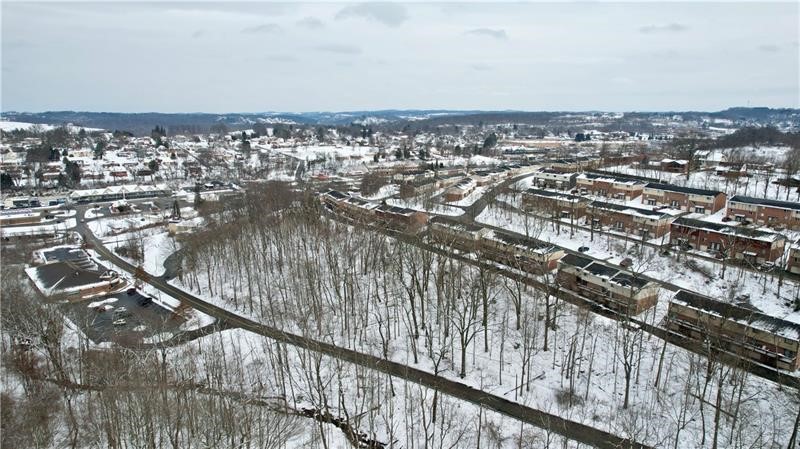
left=609, top=163, right=800, bottom=202
left=170, top=215, right=799, bottom=449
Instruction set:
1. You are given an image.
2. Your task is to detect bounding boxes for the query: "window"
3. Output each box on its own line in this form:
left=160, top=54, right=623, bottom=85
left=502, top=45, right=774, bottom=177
left=615, top=221, right=624, bottom=230
left=670, top=200, right=680, bottom=207
left=709, top=242, right=721, bottom=251
left=694, top=206, right=705, bottom=214
left=647, top=199, right=656, bottom=206
left=734, top=214, right=745, bottom=223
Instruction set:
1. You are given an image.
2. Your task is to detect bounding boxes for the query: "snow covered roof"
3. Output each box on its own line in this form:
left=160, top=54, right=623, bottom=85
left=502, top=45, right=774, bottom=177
left=578, top=172, right=646, bottom=186
left=485, top=229, right=560, bottom=255
left=645, top=182, right=723, bottom=197
left=672, top=216, right=785, bottom=243
left=729, top=195, right=800, bottom=212
left=672, top=290, right=800, bottom=341
left=589, top=200, right=672, bottom=220
left=525, top=188, right=586, bottom=203
left=69, top=184, right=169, bottom=199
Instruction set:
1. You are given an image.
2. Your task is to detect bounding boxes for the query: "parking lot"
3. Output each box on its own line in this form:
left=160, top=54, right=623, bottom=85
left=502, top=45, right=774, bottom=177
left=40, top=245, right=185, bottom=344
left=61, top=287, right=185, bottom=344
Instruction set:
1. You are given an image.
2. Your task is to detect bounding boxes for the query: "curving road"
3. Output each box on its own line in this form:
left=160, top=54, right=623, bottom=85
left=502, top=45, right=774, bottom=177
left=76, top=208, right=652, bottom=449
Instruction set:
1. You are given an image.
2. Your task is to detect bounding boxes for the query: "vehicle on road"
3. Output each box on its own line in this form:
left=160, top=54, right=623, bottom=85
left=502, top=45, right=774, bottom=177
left=112, top=319, right=127, bottom=326
left=578, top=246, right=589, bottom=253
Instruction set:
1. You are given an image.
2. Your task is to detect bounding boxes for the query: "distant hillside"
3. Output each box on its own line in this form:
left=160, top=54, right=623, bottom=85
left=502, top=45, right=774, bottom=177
left=0, top=110, right=480, bottom=135
left=2, top=107, right=797, bottom=136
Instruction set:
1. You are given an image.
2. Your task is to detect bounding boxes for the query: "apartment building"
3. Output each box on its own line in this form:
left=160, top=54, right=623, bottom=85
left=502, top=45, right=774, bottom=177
left=670, top=216, right=787, bottom=264
left=668, top=290, right=800, bottom=371
left=521, top=188, right=590, bottom=219
left=642, top=183, right=726, bottom=214
left=587, top=201, right=675, bottom=239
left=557, top=254, right=660, bottom=315
left=727, top=195, right=800, bottom=230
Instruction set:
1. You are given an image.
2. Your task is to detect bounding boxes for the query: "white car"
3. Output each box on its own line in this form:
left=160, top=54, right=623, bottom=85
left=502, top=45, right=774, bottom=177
left=112, top=319, right=127, bottom=326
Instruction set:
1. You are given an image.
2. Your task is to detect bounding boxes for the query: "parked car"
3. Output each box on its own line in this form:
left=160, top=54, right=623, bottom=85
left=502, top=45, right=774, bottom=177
left=113, top=319, right=127, bottom=326
left=578, top=246, right=590, bottom=253
left=620, top=257, right=633, bottom=268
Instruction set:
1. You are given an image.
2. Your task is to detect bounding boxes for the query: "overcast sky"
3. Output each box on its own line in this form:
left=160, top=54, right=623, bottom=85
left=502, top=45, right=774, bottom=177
left=2, top=1, right=798, bottom=113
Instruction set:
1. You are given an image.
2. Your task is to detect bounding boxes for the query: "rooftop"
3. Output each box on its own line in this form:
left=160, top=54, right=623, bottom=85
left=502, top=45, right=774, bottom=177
left=672, top=216, right=785, bottom=243
left=673, top=290, right=800, bottom=341
left=729, top=195, right=800, bottom=212
left=590, top=200, right=671, bottom=219
left=645, top=182, right=723, bottom=197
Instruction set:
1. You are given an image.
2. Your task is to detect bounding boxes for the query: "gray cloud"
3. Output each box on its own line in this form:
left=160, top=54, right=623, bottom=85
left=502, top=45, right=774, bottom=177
left=241, top=23, right=281, bottom=34
left=758, top=44, right=780, bottom=52
left=264, top=54, right=297, bottom=63
left=465, top=28, right=508, bottom=40
left=335, top=3, right=408, bottom=28
left=315, top=44, right=362, bottom=55
left=297, top=17, right=324, bottom=29
left=639, top=23, right=688, bottom=34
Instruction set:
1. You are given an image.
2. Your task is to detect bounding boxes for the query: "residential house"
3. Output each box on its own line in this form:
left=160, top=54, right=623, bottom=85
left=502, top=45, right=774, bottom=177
left=429, top=216, right=491, bottom=251
left=642, top=183, right=726, bottom=214
left=531, top=168, right=577, bottom=191
left=444, top=177, right=476, bottom=202
left=670, top=216, right=786, bottom=264
left=727, top=195, right=800, bottom=230
left=481, top=229, right=565, bottom=273
left=668, top=290, right=800, bottom=371
left=587, top=201, right=675, bottom=240
left=522, top=188, right=590, bottom=220
left=576, top=172, right=647, bottom=201
left=557, top=254, right=660, bottom=315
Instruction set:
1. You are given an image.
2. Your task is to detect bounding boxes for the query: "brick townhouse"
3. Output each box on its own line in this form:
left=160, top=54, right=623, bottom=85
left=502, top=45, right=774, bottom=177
left=557, top=254, right=660, bottom=315
left=531, top=168, right=577, bottom=191
left=481, top=229, right=565, bottom=273
left=727, top=195, right=800, bottom=230
left=576, top=172, right=647, bottom=201
left=642, top=183, right=726, bottom=214
left=670, top=216, right=786, bottom=264
left=668, top=290, right=800, bottom=371
left=521, top=188, right=590, bottom=219
left=587, top=201, right=675, bottom=239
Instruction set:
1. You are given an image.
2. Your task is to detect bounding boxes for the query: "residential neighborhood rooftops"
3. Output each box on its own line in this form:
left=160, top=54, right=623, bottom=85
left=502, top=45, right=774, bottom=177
left=578, top=172, right=646, bottom=186
left=729, top=195, right=800, bottom=211
left=584, top=261, right=620, bottom=279
left=376, top=204, right=418, bottom=216
left=525, top=188, right=586, bottom=202
left=586, top=170, right=661, bottom=184
left=644, top=182, right=723, bottom=197
left=672, top=290, right=800, bottom=340
left=672, top=216, right=785, bottom=242
left=486, top=229, right=559, bottom=254
left=560, top=253, right=593, bottom=269
left=589, top=200, right=671, bottom=219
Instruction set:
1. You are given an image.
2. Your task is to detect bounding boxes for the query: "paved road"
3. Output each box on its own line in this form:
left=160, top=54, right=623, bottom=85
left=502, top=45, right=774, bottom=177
left=76, top=208, right=652, bottom=449
left=326, top=210, right=800, bottom=388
